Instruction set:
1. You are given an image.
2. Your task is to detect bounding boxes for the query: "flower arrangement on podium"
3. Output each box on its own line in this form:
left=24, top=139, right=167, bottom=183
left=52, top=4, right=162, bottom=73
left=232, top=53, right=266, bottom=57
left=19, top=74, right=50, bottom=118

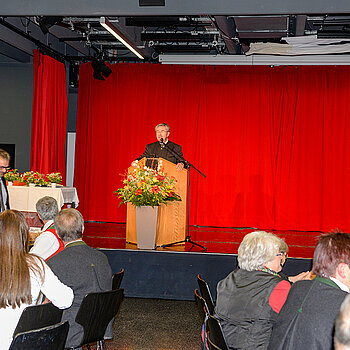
left=115, top=160, right=181, bottom=249
left=115, top=160, right=181, bottom=207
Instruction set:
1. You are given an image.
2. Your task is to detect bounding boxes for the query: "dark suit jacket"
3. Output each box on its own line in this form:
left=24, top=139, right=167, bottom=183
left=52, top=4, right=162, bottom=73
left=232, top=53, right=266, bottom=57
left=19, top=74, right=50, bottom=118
left=47, top=241, right=113, bottom=348
left=268, top=277, right=347, bottom=350
left=1, top=176, right=10, bottom=211
left=137, top=140, right=186, bottom=166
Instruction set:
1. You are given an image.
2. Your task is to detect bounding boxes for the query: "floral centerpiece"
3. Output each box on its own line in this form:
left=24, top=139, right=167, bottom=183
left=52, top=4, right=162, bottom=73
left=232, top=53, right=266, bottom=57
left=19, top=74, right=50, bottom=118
left=21, top=171, right=47, bottom=186
left=115, top=160, right=181, bottom=207
left=4, top=169, right=20, bottom=183
left=47, top=172, right=63, bottom=184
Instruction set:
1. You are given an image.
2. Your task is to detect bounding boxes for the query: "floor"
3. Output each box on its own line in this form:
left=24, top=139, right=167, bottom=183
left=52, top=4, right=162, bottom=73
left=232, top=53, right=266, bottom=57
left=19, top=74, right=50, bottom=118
left=84, top=222, right=322, bottom=258
left=90, top=298, right=202, bottom=350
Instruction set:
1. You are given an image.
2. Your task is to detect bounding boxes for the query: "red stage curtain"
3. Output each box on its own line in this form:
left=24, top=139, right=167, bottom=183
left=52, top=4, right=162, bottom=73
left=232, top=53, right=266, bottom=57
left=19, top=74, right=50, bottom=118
left=75, top=63, right=350, bottom=232
left=31, top=50, right=68, bottom=182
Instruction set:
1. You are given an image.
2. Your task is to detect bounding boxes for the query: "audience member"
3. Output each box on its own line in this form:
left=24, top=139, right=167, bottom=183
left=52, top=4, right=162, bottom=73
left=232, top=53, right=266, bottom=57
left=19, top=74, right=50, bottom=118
left=30, top=196, right=64, bottom=260
left=268, top=231, right=350, bottom=350
left=335, top=294, right=350, bottom=350
left=0, top=210, right=73, bottom=350
left=0, top=149, right=10, bottom=212
left=47, top=208, right=113, bottom=348
left=214, top=231, right=292, bottom=349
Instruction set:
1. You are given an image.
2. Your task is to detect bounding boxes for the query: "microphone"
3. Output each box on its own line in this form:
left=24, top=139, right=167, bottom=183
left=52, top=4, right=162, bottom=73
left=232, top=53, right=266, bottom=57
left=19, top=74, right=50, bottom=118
left=160, top=138, right=165, bottom=150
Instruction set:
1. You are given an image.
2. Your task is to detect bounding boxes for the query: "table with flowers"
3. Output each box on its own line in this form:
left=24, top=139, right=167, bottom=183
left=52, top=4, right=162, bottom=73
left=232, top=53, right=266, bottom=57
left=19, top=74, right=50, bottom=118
left=8, top=185, right=79, bottom=212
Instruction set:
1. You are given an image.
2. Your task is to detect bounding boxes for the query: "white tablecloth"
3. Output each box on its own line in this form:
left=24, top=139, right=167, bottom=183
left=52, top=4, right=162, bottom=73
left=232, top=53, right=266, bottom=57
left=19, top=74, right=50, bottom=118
left=8, top=186, right=79, bottom=212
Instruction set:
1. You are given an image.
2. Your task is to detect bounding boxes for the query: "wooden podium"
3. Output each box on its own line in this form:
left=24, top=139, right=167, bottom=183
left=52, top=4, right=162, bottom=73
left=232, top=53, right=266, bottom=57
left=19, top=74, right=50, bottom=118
left=126, top=157, right=188, bottom=246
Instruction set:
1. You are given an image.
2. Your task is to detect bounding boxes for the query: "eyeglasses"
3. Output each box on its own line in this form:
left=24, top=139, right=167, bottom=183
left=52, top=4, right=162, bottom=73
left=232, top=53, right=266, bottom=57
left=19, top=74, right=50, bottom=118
left=276, top=252, right=288, bottom=258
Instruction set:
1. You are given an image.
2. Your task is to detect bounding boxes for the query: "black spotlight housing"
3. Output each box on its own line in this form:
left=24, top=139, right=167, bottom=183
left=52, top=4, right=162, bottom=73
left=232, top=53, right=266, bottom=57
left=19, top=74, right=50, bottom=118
left=38, top=16, right=62, bottom=35
left=91, top=60, right=112, bottom=80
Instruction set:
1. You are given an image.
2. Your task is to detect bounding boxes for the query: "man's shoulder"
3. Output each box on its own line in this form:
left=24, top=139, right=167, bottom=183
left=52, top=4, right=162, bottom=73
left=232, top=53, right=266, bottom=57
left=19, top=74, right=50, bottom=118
left=51, top=243, right=108, bottom=260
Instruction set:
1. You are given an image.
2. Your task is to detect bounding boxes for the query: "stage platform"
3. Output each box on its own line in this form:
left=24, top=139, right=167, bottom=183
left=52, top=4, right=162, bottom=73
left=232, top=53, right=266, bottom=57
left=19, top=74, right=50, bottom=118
left=84, top=222, right=319, bottom=258
left=84, top=222, right=315, bottom=300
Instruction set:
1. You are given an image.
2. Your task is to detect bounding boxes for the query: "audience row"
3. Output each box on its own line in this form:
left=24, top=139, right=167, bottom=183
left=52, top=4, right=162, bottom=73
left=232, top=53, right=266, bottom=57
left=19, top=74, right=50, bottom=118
left=213, top=230, right=350, bottom=350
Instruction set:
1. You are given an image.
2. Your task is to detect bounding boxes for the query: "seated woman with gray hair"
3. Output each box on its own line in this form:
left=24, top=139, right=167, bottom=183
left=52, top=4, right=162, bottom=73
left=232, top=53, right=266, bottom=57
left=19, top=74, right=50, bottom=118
left=214, top=231, right=293, bottom=350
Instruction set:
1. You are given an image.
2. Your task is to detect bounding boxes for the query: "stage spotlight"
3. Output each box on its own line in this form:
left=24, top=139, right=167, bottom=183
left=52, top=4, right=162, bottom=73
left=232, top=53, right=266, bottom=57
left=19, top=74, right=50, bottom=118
left=91, top=60, right=112, bottom=80
left=37, top=16, right=62, bottom=35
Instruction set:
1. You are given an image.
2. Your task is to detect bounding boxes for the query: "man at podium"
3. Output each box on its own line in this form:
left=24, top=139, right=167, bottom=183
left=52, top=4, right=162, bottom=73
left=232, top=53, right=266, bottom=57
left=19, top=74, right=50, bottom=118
left=137, top=123, right=186, bottom=171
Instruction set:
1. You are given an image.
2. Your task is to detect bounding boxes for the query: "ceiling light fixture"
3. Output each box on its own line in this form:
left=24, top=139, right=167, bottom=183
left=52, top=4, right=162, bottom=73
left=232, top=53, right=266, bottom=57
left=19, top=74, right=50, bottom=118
left=100, top=17, right=144, bottom=60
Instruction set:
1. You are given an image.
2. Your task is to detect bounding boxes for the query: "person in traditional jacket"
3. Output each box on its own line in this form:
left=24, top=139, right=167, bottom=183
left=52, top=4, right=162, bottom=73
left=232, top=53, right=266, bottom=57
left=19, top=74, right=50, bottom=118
left=214, top=231, right=292, bottom=350
left=137, top=123, right=186, bottom=171
left=268, top=231, right=350, bottom=350
left=30, top=196, right=64, bottom=260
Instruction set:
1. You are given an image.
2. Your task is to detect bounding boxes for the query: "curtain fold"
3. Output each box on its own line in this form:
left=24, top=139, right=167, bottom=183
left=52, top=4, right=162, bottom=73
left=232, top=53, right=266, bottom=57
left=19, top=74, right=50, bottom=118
left=75, top=63, right=350, bottom=232
left=31, top=50, right=68, bottom=182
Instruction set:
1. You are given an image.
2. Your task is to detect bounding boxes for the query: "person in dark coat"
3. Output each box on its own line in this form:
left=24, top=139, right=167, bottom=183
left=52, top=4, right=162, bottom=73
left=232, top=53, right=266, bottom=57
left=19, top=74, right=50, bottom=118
left=47, top=208, right=113, bottom=348
left=268, top=232, right=350, bottom=350
left=214, top=231, right=292, bottom=350
left=137, top=123, right=186, bottom=171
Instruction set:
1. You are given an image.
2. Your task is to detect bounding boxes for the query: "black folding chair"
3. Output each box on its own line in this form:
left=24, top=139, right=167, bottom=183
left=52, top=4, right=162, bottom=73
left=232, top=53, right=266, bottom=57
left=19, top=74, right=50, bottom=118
left=65, top=289, right=124, bottom=350
left=13, top=302, right=63, bottom=337
left=197, top=274, right=215, bottom=315
left=112, top=268, right=124, bottom=290
left=206, top=314, right=229, bottom=350
left=194, top=288, right=209, bottom=324
left=9, top=321, right=69, bottom=350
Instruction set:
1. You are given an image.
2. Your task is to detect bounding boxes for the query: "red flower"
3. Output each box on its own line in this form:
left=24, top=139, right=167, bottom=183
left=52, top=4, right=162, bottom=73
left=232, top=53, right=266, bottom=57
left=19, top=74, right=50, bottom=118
left=151, top=186, right=160, bottom=194
left=135, top=189, right=142, bottom=195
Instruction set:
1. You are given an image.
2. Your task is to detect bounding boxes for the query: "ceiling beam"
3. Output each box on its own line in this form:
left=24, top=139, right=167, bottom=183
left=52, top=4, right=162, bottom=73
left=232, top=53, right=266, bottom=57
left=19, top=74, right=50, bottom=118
left=0, top=39, right=30, bottom=62
left=1, top=0, right=350, bottom=16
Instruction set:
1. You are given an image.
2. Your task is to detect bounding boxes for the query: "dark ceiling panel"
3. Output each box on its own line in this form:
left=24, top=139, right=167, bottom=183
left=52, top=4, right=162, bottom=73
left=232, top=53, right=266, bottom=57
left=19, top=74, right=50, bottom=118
left=2, top=0, right=350, bottom=16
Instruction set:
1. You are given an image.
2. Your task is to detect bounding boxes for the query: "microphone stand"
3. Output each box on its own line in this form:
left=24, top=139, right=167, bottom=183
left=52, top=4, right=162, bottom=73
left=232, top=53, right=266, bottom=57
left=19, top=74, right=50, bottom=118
left=160, top=140, right=207, bottom=251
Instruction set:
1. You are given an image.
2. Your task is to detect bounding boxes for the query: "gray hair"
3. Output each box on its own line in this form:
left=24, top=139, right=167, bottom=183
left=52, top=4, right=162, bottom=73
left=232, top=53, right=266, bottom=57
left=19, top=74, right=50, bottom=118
left=335, top=295, right=350, bottom=349
left=54, top=208, right=84, bottom=242
left=36, top=196, right=59, bottom=221
left=238, top=231, right=288, bottom=271
left=155, top=123, right=170, bottom=132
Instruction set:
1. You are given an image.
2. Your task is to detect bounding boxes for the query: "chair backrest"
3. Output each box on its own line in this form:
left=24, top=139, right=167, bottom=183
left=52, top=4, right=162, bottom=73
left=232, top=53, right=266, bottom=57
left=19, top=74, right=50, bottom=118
left=194, top=288, right=209, bottom=324
left=9, top=321, right=69, bottom=350
left=207, top=336, right=224, bottom=350
left=207, top=314, right=229, bottom=350
left=75, top=288, right=124, bottom=346
left=197, top=274, right=215, bottom=315
left=13, top=302, right=63, bottom=337
left=112, top=268, right=125, bottom=290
